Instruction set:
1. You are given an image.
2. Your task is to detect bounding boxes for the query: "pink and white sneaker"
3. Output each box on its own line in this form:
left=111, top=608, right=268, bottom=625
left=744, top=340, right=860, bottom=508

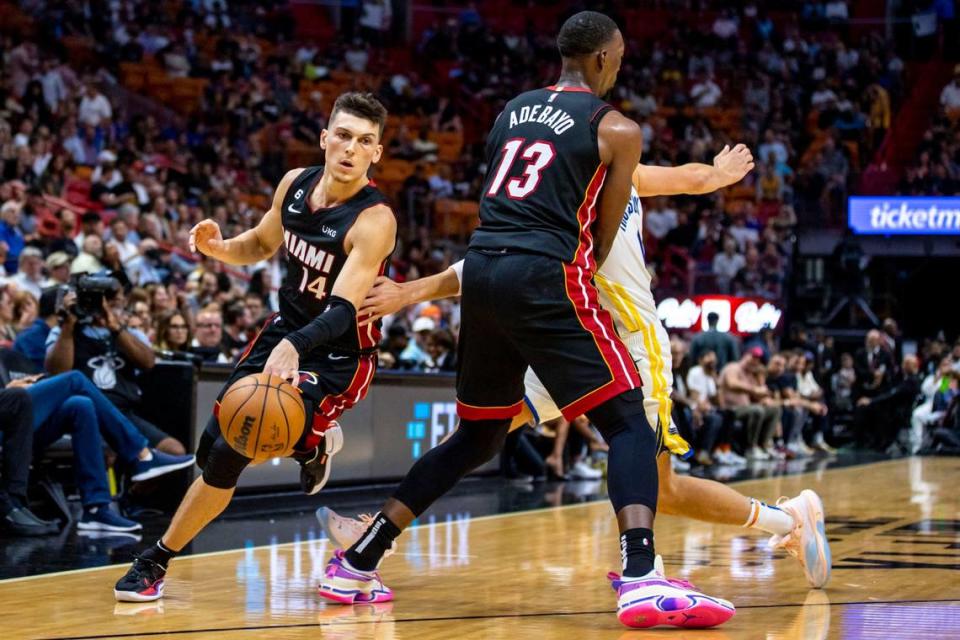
left=769, top=489, right=832, bottom=588
left=317, top=550, right=394, bottom=605
left=609, top=556, right=735, bottom=629
left=315, top=507, right=398, bottom=558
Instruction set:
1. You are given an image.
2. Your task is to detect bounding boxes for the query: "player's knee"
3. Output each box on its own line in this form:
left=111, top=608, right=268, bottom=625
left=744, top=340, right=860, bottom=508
left=201, top=437, right=250, bottom=489
left=586, top=389, right=647, bottom=441
left=456, top=419, right=509, bottom=465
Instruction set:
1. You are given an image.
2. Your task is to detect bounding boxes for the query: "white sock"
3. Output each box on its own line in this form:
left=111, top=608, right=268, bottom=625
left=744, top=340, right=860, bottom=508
left=743, top=498, right=794, bottom=536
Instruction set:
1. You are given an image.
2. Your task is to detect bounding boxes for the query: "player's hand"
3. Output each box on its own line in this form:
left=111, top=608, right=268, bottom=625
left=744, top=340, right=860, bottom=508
left=7, top=374, right=43, bottom=389
left=713, top=143, right=755, bottom=186
left=189, top=220, right=225, bottom=257
left=263, top=338, right=301, bottom=388
left=359, top=276, right=409, bottom=325
left=102, top=298, right=123, bottom=332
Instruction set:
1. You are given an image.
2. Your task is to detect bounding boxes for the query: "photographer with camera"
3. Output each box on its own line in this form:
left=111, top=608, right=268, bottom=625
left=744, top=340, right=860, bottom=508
left=44, top=274, right=188, bottom=456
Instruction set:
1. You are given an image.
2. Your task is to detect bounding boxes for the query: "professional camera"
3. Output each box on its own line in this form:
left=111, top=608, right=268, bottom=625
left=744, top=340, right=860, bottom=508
left=71, top=275, right=122, bottom=323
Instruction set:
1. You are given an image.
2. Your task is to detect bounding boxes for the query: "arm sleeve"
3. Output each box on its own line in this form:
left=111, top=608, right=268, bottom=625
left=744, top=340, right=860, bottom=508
left=284, top=296, right=357, bottom=356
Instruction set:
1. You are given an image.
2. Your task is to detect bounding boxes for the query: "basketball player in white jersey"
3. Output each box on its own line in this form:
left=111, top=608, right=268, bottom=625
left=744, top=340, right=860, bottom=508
left=320, top=143, right=831, bottom=589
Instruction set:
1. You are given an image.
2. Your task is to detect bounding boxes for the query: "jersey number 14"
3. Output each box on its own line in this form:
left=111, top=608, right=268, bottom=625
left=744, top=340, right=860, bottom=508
left=486, top=139, right=556, bottom=199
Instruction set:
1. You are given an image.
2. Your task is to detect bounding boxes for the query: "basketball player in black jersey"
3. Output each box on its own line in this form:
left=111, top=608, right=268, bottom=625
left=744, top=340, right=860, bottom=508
left=319, top=13, right=734, bottom=629
left=113, top=92, right=397, bottom=603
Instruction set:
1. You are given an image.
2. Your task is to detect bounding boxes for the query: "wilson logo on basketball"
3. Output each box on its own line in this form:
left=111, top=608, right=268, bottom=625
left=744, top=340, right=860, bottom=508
left=234, top=415, right=255, bottom=451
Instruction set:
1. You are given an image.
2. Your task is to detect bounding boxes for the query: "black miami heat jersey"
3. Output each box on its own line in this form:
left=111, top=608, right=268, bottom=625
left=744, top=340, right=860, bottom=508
left=470, top=86, right=614, bottom=263
left=278, top=166, right=392, bottom=352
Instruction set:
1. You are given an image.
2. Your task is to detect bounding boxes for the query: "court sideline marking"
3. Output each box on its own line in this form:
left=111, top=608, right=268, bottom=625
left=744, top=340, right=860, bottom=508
left=37, top=597, right=960, bottom=640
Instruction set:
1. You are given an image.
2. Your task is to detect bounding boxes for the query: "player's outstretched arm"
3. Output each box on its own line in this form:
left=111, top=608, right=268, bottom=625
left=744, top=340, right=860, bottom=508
left=595, top=112, right=643, bottom=266
left=263, top=204, right=397, bottom=384
left=358, top=261, right=463, bottom=326
left=634, top=144, right=755, bottom=196
left=189, top=169, right=302, bottom=266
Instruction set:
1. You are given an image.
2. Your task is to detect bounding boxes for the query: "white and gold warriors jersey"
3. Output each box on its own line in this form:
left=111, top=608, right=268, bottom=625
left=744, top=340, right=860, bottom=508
left=523, top=185, right=691, bottom=458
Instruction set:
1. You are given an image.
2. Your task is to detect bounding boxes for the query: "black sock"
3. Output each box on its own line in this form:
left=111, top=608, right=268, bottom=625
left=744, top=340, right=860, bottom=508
left=345, top=513, right=401, bottom=571
left=620, top=528, right=655, bottom=577
left=141, top=540, right=177, bottom=569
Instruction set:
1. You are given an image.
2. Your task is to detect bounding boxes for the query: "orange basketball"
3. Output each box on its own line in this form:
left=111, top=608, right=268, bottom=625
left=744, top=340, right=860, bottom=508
left=218, top=373, right=305, bottom=462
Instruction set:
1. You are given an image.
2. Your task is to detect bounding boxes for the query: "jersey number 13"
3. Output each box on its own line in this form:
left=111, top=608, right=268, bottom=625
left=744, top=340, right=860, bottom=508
left=486, top=139, right=556, bottom=200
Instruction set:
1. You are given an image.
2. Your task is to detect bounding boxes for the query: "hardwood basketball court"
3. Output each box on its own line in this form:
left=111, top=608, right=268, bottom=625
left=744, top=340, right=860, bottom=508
left=2, top=457, right=959, bottom=639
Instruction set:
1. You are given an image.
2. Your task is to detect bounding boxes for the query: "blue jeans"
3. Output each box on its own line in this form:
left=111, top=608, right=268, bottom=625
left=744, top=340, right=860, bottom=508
left=29, top=371, right=148, bottom=463
left=32, top=395, right=112, bottom=507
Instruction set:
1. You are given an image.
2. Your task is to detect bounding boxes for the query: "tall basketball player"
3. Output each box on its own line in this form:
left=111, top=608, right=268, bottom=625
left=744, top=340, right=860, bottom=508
left=112, top=92, right=397, bottom=602
left=317, top=13, right=734, bottom=629
left=324, top=145, right=832, bottom=591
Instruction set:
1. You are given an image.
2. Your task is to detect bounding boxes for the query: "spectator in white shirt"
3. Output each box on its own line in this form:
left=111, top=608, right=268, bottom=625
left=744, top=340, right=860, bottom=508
left=712, top=236, right=746, bottom=293
left=344, top=40, right=370, bottom=73
left=685, top=350, right=726, bottom=465
left=758, top=129, right=789, bottom=165
left=712, top=10, right=739, bottom=40
left=108, top=217, right=139, bottom=269
left=690, top=74, right=723, bottom=108
left=78, top=84, right=113, bottom=128
left=645, top=198, right=678, bottom=240
left=7, top=248, right=47, bottom=300
left=940, top=70, right=960, bottom=111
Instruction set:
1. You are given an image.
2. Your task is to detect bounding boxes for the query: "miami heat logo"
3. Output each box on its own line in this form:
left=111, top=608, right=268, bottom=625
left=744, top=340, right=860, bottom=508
left=296, top=371, right=319, bottom=388
left=88, top=355, right=125, bottom=390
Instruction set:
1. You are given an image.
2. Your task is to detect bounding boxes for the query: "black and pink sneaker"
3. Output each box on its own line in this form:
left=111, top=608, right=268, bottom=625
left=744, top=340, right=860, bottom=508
left=609, top=556, right=735, bottom=629
left=114, top=556, right=166, bottom=602
left=317, top=550, right=393, bottom=604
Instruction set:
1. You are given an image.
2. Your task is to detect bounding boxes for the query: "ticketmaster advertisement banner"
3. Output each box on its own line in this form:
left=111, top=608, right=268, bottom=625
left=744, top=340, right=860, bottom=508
left=848, top=196, right=960, bottom=235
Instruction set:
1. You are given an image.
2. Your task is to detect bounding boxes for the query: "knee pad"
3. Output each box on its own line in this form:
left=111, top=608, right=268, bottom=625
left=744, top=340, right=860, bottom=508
left=392, top=419, right=509, bottom=517
left=603, top=409, right=660, bottom=514
left=450, top=419, right=509, bottom=466
left=585, top=388, right=646, bottom=441
left=195, top=415, right=221, bottom=470
left=201, top=435, right=251, bottom=489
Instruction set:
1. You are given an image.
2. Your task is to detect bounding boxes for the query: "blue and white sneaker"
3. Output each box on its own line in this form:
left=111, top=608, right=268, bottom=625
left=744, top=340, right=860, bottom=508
left=130, top=450, right=195, bottom=482
left=79, top=505, right=143, bottom=532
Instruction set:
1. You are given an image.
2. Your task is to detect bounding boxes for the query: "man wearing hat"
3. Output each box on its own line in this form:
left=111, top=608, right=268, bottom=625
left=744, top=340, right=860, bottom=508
left=399, top=316, right=435, bottom=369
left=45, top=252, right=71, bottom=285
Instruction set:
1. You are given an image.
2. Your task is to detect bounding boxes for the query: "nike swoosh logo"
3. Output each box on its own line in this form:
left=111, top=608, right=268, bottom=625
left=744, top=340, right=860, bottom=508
left=287, top=203, right=302, bottom=214
left=328, top=354, right=350, bottom=361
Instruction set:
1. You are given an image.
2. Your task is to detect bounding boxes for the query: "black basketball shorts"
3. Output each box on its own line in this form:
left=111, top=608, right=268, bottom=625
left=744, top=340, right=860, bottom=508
left=212, top=314, right=376, bottom=453
left=455, top=249, right=641, bottom=421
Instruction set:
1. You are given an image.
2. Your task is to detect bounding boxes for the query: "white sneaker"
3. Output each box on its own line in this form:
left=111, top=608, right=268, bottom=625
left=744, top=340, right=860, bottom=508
left=570, top=460, right=602, bottom=479
left=746, top=446, right=768, bottom=461
left=725, top=449, right=747, bottom=464
left=671, top=456, right=691, bottom=472
left=712, top=449, right=731, bottom=464
left=786, top=442, right=808, bottom=458
left=769, top=490, right=832, bottom=588
left=765, top=447, right=785, bottom=461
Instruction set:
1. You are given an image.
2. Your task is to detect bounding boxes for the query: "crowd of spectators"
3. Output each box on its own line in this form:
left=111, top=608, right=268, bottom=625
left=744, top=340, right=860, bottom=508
left=897, top=64, right=960, bottom=196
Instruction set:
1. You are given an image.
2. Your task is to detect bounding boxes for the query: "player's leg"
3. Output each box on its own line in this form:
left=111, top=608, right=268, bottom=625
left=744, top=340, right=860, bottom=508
left=112, top=323, right=285, bottom=602
left=321, top=250, right=526, bottom=604
left=113, top=414, right=251, bottom=602
left=520, top=262, right=733, bottom=629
